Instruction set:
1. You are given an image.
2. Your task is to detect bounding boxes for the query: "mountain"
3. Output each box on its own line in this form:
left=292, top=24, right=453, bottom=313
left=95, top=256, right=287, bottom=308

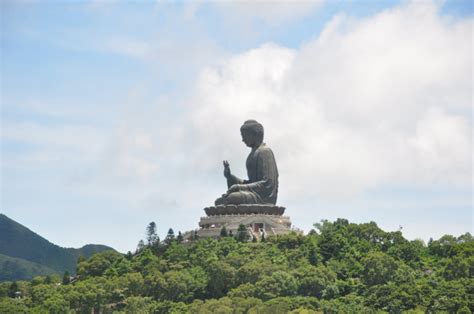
left=0, top=254, right=57, bottom=281
left=0, top=213, right=114, bottom=281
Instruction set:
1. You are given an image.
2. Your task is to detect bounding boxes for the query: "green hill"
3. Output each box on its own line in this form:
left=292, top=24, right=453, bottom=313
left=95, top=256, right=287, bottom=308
left=0, top=214, right=114, bottom=280
left=0, top=218, right=472, bottom=313
left=0, top=254, right=57, bottom=281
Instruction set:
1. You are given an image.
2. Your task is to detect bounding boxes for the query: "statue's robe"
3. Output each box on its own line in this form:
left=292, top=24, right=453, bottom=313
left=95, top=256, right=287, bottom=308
left=216, top=143, right=279, bottom=205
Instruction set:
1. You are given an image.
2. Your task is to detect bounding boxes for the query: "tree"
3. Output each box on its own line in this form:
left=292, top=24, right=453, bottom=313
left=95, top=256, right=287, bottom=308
left=387, top=240, right=422, bottom=264
left=427, top=280, right=469, bottom=312
left=44, top=275, right=52, bottom=284
left=0, top=298, right=29, bottom=312
left=76, top=256, right=86, bottom=274
left=124, top=272, right=145, bottom=296
left=315, top=220, right=349, bottom=262
left=236, top=224, right=250, bottom=242
left=62, top=271, right=70, bottom=285
left=165, top=228, right=176, bottom=245
left=295, top=265, right=336, bottom=298
left=220, top=226, right=228, bottom=237
left=77, top=250, right=124, bottom=277
left=7, top=282, right=18, bottom=298
left=206, top=261, right=237, bottom=298
left=255, top=271, right=298, bottom=300
left=122, top=296, right=157, bottom=313
left=177, top=231, right=184, bottom=243
left=237, top=259, right=282, bottom=284
left=164, top=242, right=188, bottom=265
left=161, top=267, right=208, bottom=302
left=361, top=252, right=398, bottom=286
left=146, top=222, right=159, bottom=246
left=442, top=256, right=470, bottom=280
left=136, top=240, right=145, bottom=253
left=308, top=246, right=319, bottom=266
left=428, top=234, right=457, bottom=257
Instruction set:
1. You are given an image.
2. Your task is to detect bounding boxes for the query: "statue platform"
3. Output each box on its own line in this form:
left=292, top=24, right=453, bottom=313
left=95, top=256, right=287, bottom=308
left=204, top=204, right=286, bottom=216
left=187, top=205, right=301, bottom=240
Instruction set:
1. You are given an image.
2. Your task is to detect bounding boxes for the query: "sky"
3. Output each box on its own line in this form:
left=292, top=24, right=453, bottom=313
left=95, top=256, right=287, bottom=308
left=1, top=0, right=473, bottom=253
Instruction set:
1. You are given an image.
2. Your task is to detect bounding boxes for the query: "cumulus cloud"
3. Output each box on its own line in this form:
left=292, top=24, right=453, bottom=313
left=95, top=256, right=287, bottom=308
left=3, top=1, right=472, bottom=251
left=215, top=0, right=325, bottom=24
left=188, top=1, right=472, bottom=201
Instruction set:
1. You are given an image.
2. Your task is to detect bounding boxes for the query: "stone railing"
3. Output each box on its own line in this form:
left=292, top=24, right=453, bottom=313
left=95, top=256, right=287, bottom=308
left=204, top=204, right=285, bottom=216
left=199, top=214, right=291, bottom=220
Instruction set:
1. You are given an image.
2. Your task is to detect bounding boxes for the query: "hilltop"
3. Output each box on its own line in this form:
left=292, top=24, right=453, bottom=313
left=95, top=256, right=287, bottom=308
left=0, top=218, right=472, bottom=313
left=0, top=214, right=114, bottom=281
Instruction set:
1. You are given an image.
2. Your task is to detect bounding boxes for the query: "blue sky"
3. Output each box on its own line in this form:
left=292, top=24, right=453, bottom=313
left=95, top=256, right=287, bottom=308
left=1, top=0, right=472, bottom=253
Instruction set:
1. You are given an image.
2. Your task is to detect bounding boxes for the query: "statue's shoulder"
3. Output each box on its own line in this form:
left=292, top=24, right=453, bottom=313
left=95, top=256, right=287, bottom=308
left=256, top=144, right=275, bottom=157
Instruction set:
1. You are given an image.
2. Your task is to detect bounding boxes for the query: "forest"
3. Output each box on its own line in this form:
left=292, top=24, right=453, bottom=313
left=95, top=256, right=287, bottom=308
left=0, top=219, right=472, bottom=313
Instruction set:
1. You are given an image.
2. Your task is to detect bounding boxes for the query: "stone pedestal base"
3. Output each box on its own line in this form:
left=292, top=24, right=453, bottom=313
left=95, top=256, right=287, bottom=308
left=185, top=205, right=301, bottom=241
left=197, top=213, right=298, bottom=240
left=205, top=204, right=286, bottom=216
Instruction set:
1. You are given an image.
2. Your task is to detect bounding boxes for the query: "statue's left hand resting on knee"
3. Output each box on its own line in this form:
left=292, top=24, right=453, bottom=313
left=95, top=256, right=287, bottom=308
left=215, top=120, right=279, bottom=206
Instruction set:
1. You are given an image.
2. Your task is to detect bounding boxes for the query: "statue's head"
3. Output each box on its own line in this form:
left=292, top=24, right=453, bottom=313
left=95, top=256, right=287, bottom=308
left=240, top=120, right=264, bottom=147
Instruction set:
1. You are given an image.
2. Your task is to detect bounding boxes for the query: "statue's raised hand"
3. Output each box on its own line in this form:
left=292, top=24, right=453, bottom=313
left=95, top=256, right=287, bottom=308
left=223, top=160, right=231, bottom=179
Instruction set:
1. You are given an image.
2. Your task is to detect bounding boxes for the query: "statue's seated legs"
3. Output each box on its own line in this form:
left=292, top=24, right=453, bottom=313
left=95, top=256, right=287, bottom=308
left=215, top=191, right=260, bottom=206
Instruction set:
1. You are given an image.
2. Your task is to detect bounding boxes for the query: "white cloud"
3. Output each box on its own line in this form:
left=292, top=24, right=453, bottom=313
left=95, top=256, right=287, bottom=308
left=215, top=0, right=325, bottom=24
left=3, top=1, right=472, bottom=252
left=188, top=1, right=473, bottom=201
left=2, top=122, right=106, bottom=158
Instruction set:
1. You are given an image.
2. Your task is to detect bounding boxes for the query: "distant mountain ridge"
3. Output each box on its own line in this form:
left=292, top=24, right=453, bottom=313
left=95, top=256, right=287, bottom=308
left=0, top=213, right=114, bottom=281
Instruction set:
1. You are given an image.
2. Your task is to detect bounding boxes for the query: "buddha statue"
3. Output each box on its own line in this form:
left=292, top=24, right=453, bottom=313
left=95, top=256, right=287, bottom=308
left=215, top=120, right=279, bottom=206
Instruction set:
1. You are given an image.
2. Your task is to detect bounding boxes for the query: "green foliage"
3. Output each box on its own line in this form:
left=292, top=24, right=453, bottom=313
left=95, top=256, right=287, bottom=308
left=62, top=271, right=70, bottom=285
left=157, top=267, right=208, bottom=302
left=0, top=297, right=29, bottom=313
left=122, top=296, right=157, bottom=313
left=255, top=270, right=298, bottom=300
left=442, top=255, right=472, bottom=280
left=315, top=219, right=350, bottom=262
left=8, top=281, right=19, bottom=298
left=294, top=265, right=337, bottom=298
left=220, top=226, right=228, bottom=237
left=165, top=228, right=176, bottom=245
left=136, top=240, right=145, bottom=254
left=146, top=222, right=159, bottom=246
left=0, top=254, right=58, bottom=281
left=236, top=224, right=250, bottom=242
left=177, top=231, right=184, bottom=244
left=76, top=250, right=123, bottom=278
left=4, top=219, right=472, bottom=313
left=0, top=214, right=114, bottom=281
left=361, top=251, right=399, bottom=286
left=206, top=261, right=236, bottom=298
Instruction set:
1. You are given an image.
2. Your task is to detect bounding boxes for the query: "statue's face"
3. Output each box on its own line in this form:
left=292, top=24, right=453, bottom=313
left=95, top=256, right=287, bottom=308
left=241, top=130, right=257, bottom=147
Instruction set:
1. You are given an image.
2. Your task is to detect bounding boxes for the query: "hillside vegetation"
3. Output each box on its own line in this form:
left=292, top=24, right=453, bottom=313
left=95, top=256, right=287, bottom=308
left=0, top=219, right=472, bottom=313
left=0, top=254, right=57, bottom=281
left=0, top=214, right=114, bottom=280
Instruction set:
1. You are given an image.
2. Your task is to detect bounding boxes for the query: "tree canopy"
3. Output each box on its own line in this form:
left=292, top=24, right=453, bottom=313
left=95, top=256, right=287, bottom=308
left=0, top=219, right=472, bottom=313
